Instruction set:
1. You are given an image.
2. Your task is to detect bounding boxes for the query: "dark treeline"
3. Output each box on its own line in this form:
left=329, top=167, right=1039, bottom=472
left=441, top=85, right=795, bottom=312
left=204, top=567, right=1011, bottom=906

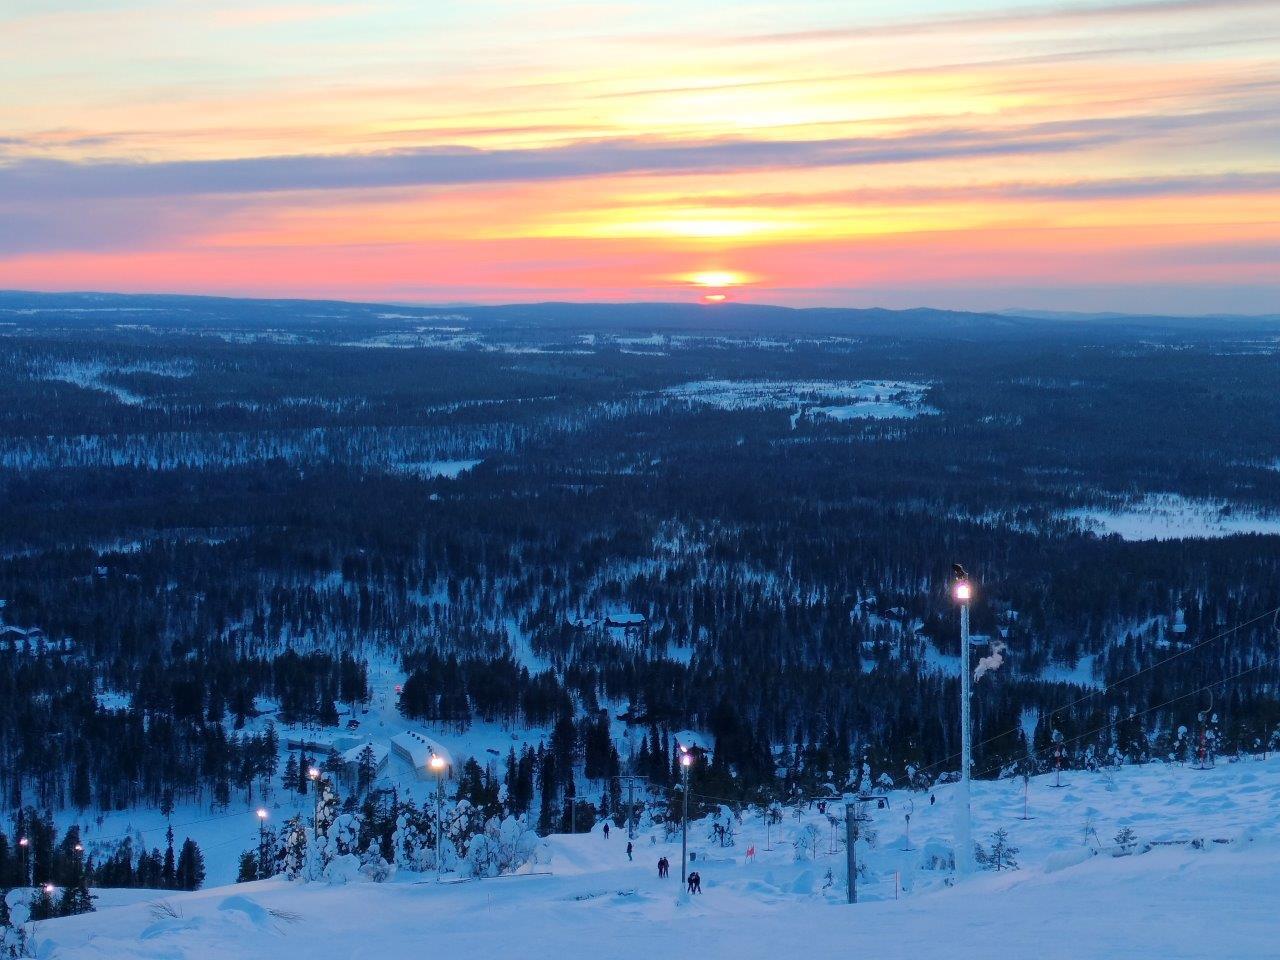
left=0, top=806, right=205, bottom=936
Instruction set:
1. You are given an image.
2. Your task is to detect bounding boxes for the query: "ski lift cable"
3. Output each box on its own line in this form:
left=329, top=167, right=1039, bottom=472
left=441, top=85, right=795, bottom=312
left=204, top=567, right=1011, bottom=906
left=968, top=646, right=1280, bottom=782
left=67, top=807, right=279, bottom=847
left=895, top=602, right=1280, bottom=789
left=1039, top=603, right=1280, bottom=725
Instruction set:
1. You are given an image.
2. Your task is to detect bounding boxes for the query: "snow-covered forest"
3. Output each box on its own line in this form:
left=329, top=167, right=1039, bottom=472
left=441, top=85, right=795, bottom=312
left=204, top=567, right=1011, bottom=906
left=0, top=292, right=1278, bottom=957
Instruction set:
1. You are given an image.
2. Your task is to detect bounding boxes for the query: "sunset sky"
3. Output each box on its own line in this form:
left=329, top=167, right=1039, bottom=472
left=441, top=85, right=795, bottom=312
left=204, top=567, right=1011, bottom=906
left=2, top=0, right=1277, bottom=312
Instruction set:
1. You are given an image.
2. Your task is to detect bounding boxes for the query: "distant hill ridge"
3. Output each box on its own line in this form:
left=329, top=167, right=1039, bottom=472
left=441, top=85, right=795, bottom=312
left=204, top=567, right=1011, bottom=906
left=2, top=289, right=1278, bottom=339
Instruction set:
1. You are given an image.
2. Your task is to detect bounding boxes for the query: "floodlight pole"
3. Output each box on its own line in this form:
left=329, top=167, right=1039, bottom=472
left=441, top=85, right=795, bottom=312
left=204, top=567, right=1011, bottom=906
left=680, top=750, right=693, bottom=885
left=956, top=579, right=973, bottom=876
left=845, top=803, right=858, bottom=904
left=256, top=809, right=269, bottom=879
left=429, top=755, right=447, bottom=881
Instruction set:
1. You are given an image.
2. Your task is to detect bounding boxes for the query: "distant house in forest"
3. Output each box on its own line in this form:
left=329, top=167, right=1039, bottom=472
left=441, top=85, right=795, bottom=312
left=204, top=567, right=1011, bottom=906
left=570, top=610, right=649, bottom=644
left=0, top=623, right=76, bottom=657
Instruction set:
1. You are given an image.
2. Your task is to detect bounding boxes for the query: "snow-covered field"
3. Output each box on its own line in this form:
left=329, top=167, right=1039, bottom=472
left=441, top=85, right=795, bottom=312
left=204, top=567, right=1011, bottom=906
left=33, top=359, right=194, bottom=406
left=663, top=380, right=936, bottom=422
left=1066, top=493, right=1280, bottom=540
left=391, top=458, right=483, bottom=479
left=26, top=758, right=1280, bottom=959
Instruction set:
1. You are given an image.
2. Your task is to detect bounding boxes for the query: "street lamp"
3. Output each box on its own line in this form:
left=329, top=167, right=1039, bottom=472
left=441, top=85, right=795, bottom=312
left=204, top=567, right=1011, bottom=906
left=18, top=837, right=29, bottom=887
left=429, top=754, right=448, bottom=881
left=308, top=767, right=321, bottom=838
left=953, top=572, right=974, bottom=877
left=679, top=749, right=694, bottom=885
left=256, top=809, right=270, bottom=880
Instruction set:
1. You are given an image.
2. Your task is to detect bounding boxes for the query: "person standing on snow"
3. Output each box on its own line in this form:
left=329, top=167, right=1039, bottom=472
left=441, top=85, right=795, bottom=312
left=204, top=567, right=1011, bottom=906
left=687, top=871, right=701, bottom=894
left=626, top=841, right=633, bottom=861
left=603, top=823, right=610, bottom=839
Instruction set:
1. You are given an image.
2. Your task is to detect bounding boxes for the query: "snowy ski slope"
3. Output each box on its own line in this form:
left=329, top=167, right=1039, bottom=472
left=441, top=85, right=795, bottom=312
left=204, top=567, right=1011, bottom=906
left=24, top=756, right=1280, bottom=959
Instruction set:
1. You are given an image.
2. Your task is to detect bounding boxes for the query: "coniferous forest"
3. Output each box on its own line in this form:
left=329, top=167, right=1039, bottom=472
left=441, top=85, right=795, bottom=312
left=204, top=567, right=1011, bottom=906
left=1, top=290, right=1278, bottom=860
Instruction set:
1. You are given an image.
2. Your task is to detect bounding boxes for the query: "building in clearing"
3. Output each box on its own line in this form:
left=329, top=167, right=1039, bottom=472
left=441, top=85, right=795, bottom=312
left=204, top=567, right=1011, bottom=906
left=571, top=610, right=650, bottom=644
left=339, top=741, right=390, bottom=790
left=391, top=730, right=454, bottom=779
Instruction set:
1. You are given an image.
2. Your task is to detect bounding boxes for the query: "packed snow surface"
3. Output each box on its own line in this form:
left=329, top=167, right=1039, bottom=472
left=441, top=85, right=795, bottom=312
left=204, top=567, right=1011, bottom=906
left=29, top=758, right=1280, bottom=959
left=1066, top=493, right=1280, bottom=540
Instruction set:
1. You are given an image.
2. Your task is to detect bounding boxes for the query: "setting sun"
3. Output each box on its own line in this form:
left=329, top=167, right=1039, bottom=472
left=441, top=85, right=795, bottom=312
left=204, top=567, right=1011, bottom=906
left=688, top=271, right=747, bottom=288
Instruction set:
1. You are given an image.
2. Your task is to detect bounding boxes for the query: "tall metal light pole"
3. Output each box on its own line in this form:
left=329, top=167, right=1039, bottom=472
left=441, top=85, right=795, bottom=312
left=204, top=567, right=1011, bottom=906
left=954, top=574, right=974, bottom=876
left=256, top=808, right=270, bottom=879
left=679, top=749, right=694, bottom=885
left=844, top=803, right=859, bottom=904
left=308, top=767, right=321, bottom=838
left=18, top=836, right=29, bottom=887
left=429, top=755, right=447, bottom=881
left=623, top=730, right=636, bottom=841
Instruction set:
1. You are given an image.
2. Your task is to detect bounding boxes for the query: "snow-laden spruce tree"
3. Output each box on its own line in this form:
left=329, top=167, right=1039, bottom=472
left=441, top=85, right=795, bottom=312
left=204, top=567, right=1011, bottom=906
left=276, top=815, right=309, bottom=879
left=463, top=814, right=545, bottom=878
left=305, top=777, right=341, bottom=880
left=439, top=799, right=486, bottom=873
left=359, top=844, right=394, bottom=883
left=392, top=800, right=439, bottom=873
left=0, top=892, right=31, bottom=960
left=319, top=812, right=363, bottom=884
left=316, top=778, right=340, bottom=837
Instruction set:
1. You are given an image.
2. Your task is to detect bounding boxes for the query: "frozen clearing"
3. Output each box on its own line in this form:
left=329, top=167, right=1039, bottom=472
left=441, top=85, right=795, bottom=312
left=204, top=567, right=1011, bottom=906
left=663, top=380, right=935, bottom=422
left=392, top=458, right=482, bottom=479
left=29, top=758, right=1280, bottom=960
left=34, top=360, right=194, bottom=406
left=1066, top=493, right=1280, bottom=540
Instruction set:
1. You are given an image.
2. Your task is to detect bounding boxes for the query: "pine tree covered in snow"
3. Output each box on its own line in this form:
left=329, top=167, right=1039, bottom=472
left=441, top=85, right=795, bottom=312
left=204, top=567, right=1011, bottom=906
left=392, top=800, right=438, bottom=873
left=277, top=815, right=309, bottom=879
left=0, top=908, right=29, bottom=960
left=463, top=814, right=545, bottom=878
left=320, top=813, right=363, bottom=884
